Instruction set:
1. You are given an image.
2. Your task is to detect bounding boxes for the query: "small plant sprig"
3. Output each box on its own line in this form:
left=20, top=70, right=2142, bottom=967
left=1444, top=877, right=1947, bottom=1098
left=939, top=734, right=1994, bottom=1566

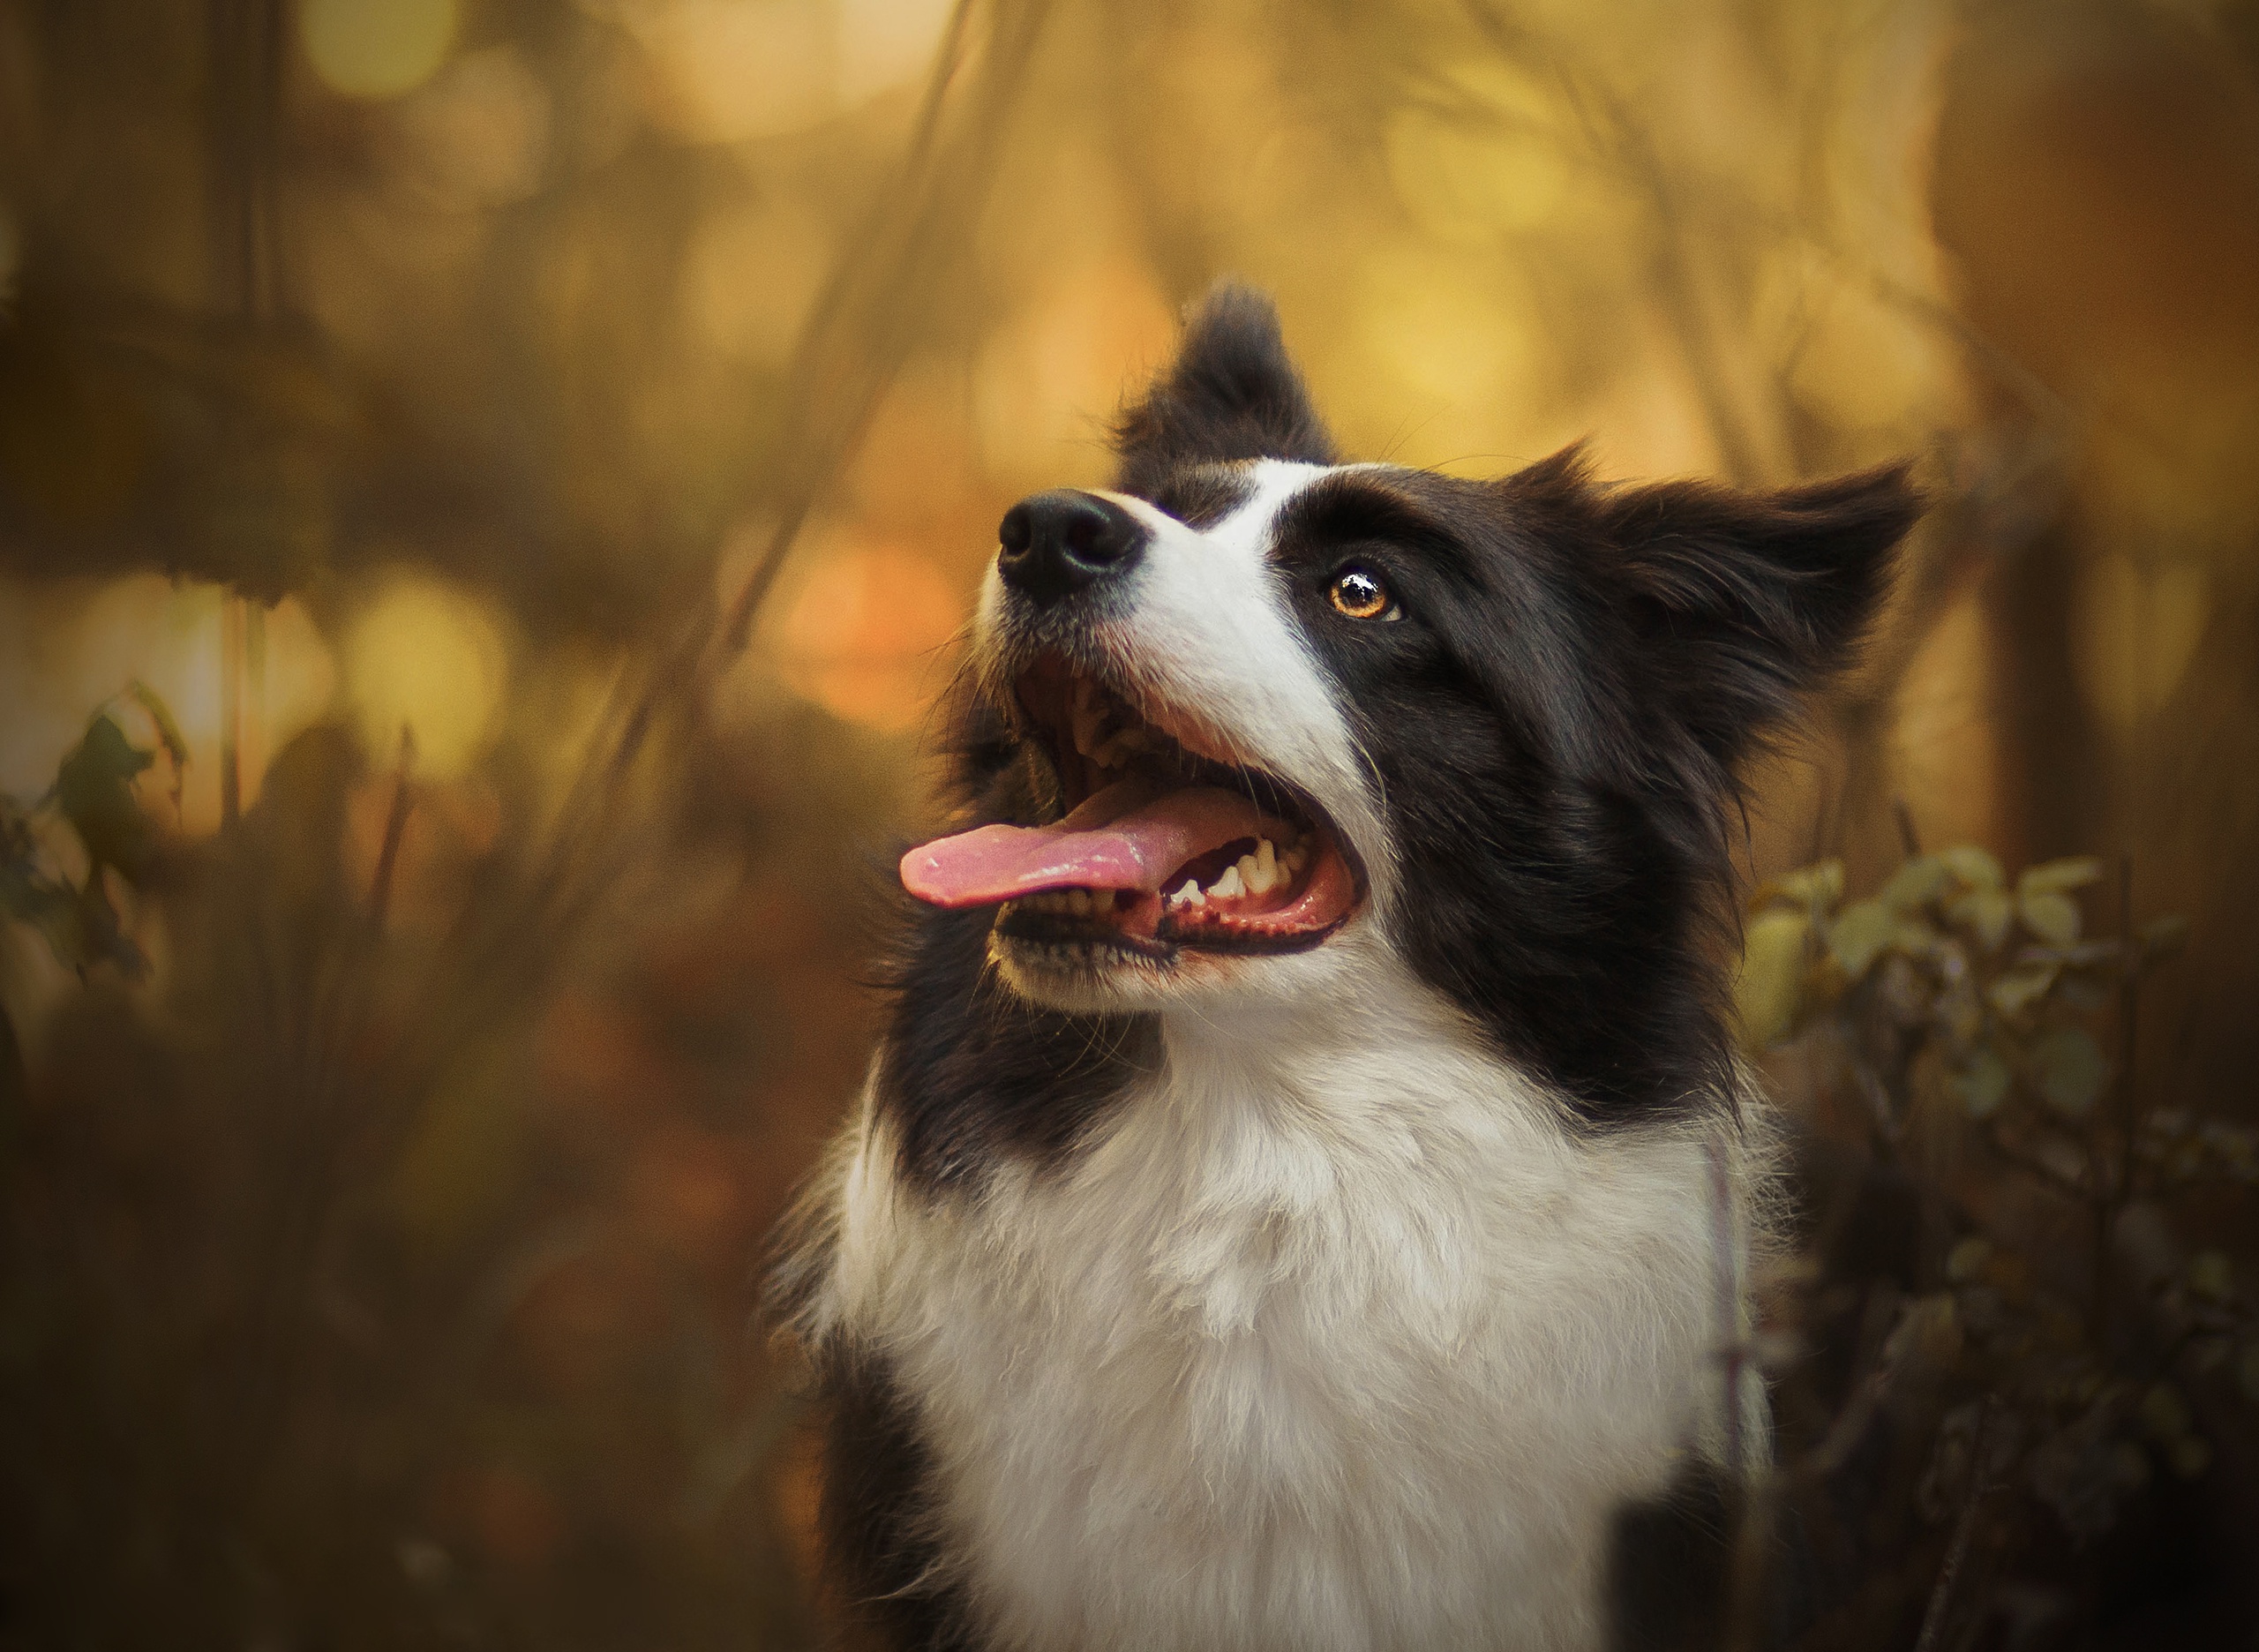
left=1737, top=846, right=2193, bottom=1164
left=0, top=682, right=188, bottom=980
left=1731, top=842, right=2255, bottom=1641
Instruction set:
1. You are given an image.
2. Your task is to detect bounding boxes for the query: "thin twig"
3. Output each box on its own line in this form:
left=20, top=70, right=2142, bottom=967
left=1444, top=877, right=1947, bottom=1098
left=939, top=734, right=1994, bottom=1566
left=368, top=726, right=417, bottom=934
left=1911, top=1396, right=1998, bottom=1652
left=1720, top=1469, right=1774, bottom=1652
left=1785, top=1348, right=1899, bottom=1486
left=1985, top=1127, right=2089, bottom=1198
left=1893, top=796, right=1924, bottom=860
left=2088, top=857, right=2140, bottom=1346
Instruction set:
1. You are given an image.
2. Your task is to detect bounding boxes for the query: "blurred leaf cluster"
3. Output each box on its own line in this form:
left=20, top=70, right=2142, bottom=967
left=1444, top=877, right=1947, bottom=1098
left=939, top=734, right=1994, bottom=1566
left=1738, top=849, right=2194, bottom=1140
left=0, top=683, right=185, bottom=979
left=1727, top=846, right=2256, bottom=1648
left=0, top=675, right=907, bottom=1648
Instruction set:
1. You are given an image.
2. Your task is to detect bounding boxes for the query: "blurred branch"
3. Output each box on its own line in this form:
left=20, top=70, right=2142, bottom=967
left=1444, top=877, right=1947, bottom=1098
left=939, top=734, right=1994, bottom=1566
left=1911, top=1396, right=1999, bottom=1652
left=392, top=0, right=1055, bottom=1096
left=367, top=727, right=417, bottom=934
left=1455, top=0, right=1781, bottom=484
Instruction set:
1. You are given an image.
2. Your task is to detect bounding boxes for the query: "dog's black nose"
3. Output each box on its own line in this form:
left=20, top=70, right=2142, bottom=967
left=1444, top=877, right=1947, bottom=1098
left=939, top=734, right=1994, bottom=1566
left=996, top=491, right=1146, bottom=606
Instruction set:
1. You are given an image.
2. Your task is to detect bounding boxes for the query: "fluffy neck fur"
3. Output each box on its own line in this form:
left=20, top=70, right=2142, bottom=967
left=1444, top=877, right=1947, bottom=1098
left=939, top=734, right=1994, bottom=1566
left=797, top=943, right=1767, bottom=1652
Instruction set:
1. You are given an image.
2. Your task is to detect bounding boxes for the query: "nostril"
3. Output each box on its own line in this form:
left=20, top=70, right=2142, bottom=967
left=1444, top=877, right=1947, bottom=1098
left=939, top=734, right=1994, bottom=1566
left=994, top=489, right=1147, bottom=604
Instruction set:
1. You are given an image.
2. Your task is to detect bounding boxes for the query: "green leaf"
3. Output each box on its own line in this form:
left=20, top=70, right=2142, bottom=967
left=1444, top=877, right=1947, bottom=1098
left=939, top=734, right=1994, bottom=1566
left=1734, top=909, right=1811, bottom=1051
left=1938, top=972, right=1984, bottom=1047
left=2030, top=1026, right=2110, bottom=1116
left=2019, top=889, right=2082, bottom=947
left=1827, top=899, right=1896, bottom=978
left=1760, top=860, right=1842, bottom=912
left=2019, top=856, right=2105, bottom=897
left=1945, top=1235, right=1994, bottom=1282
left=1879, top=855, right=1949, bottom=912
left=124, top=680, right=190, bottom=772
left=54, top=715, right=157, bottom=881
left=1950, top=1048, right=2011, bottom=1119
left=1988, top=961, right=2059, bottom=1017
left=1940, top=845, right=2004, bottom=890
left=1948, top=888, right=2015, bottom=951
left=0, top=853, right=144, bottom=977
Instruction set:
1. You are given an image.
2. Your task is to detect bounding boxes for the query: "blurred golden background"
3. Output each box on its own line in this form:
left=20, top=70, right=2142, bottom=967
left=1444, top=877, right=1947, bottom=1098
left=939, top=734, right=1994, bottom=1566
left=1, top=0, right=2255, bottom=1645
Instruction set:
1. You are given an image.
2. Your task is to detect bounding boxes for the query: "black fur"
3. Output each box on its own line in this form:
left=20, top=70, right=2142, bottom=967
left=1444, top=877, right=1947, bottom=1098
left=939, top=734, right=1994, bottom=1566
left=1262, top=452, right=1917, bottom=1121
left=815, top=1347, right=979, bottom=1648
left=1112, top=282, right=1336, bottom=499
left=781, top=283, right=1919, bottom=1647
left=1606, top=1459, right=1741, bottom=1652
left=871, top=900, right=1157, bottom=1191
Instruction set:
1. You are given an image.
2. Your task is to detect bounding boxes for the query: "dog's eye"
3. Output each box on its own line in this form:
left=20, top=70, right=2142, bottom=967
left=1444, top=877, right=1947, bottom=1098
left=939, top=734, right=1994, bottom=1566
left=1328, top=566, right=1400, bottom=622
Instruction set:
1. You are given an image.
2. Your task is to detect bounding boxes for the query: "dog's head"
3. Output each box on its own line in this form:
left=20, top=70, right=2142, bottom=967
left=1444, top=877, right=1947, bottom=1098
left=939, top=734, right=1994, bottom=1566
left=901, top=284, right=1918, bottom=1119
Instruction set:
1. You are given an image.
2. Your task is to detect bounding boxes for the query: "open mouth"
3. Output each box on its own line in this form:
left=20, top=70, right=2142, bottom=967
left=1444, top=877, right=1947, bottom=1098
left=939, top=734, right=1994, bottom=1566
left=898, top=656, right=1363, bottom=958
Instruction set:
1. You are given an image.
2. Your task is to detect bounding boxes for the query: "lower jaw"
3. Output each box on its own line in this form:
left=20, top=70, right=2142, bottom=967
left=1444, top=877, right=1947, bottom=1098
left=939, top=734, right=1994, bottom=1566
left=991, top=909, right=1347, bottom=963
left=994, top=912, right=1175, bottom=963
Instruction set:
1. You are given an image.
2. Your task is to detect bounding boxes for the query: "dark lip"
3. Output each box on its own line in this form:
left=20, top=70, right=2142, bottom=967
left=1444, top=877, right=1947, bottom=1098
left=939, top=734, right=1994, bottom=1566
left=988, top=648, right=1372, bottom=959
left=994, top=905, right=1348, bottom=963
left=994, top=908, right=1176, bottom=959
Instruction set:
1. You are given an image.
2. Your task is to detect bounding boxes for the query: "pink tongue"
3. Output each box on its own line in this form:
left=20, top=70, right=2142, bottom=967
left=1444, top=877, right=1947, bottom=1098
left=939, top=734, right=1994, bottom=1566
left=901, top=785, right=1266, bottom=908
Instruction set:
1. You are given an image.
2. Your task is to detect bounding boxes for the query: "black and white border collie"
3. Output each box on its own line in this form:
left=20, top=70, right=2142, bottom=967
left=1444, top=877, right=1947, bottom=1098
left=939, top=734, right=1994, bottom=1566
left=773, top=284, right=1917, bottom=1651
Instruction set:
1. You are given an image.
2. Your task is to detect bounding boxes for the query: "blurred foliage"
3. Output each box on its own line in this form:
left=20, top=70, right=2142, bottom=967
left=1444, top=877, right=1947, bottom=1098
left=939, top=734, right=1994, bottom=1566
left=1730, top=847, right=2255, bottom=1648
left=2, top=0, right=2257, bottom=1645
left=2, top=681, right=904, bottom=1648
left=0, top=685, right=186, bottom=978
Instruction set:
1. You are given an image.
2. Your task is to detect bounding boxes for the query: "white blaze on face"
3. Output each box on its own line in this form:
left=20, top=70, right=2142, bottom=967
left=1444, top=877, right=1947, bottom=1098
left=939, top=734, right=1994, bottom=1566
left=972, top=459, right=1398, bottom=935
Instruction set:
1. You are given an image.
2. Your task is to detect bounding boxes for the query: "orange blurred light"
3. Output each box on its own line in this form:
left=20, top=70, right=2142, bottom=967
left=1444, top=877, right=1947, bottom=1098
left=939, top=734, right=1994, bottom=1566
left=767, top=537, right=964, bottom=732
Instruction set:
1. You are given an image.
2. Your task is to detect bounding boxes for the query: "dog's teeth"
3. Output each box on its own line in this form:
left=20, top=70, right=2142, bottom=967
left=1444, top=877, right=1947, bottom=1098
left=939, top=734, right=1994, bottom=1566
left=1211, top=864, right=1245, bottom=899
left=1255, top=838, right=1279, bottom=892
left=1167, top=879, right=1205, bottom=909
left=1089, top=725, right=1155, bottom=770
left=1283, top=844, right=1308, bottom=875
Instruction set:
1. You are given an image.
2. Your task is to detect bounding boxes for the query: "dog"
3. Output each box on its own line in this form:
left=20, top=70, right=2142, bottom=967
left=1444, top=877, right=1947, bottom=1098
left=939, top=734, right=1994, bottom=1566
left=771, top=283, right=1917, bottom=1651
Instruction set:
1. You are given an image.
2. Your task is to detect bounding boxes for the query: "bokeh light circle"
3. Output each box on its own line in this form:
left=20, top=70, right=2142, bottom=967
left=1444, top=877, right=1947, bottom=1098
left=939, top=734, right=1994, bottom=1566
left=301, top=0, right=456, bottom=100
left=346, top=572, right=508, bottom=778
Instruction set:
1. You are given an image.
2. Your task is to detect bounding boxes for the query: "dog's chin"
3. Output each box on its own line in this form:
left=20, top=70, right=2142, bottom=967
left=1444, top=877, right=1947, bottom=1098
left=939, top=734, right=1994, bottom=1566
left=988, top=921, right=1370, bottom=1016
left=989, top=929, right=1180, bottom=1013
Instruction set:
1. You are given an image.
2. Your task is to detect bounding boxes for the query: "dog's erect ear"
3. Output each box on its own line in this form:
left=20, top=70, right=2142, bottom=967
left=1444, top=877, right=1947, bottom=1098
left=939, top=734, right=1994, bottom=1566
left=1113, top=282, right=1335, bottom=497
left=1599, top=463, right=1920, bottom=763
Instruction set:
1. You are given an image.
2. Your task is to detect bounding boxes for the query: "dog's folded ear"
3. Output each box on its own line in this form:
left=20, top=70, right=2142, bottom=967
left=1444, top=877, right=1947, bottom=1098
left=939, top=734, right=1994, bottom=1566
left=1598, top=463, right=1922, bottom=763
left=1114, top=282, right=1336, bottom=496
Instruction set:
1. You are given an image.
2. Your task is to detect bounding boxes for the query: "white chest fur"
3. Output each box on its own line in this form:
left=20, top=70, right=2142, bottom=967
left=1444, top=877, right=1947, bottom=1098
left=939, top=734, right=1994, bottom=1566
left=816, top=976, right=1754, bottom=1652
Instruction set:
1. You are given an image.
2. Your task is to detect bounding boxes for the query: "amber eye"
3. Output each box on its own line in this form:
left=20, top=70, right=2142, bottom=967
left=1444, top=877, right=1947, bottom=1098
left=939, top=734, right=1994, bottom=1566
left=1328, top=566, right=1400, bottom=621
